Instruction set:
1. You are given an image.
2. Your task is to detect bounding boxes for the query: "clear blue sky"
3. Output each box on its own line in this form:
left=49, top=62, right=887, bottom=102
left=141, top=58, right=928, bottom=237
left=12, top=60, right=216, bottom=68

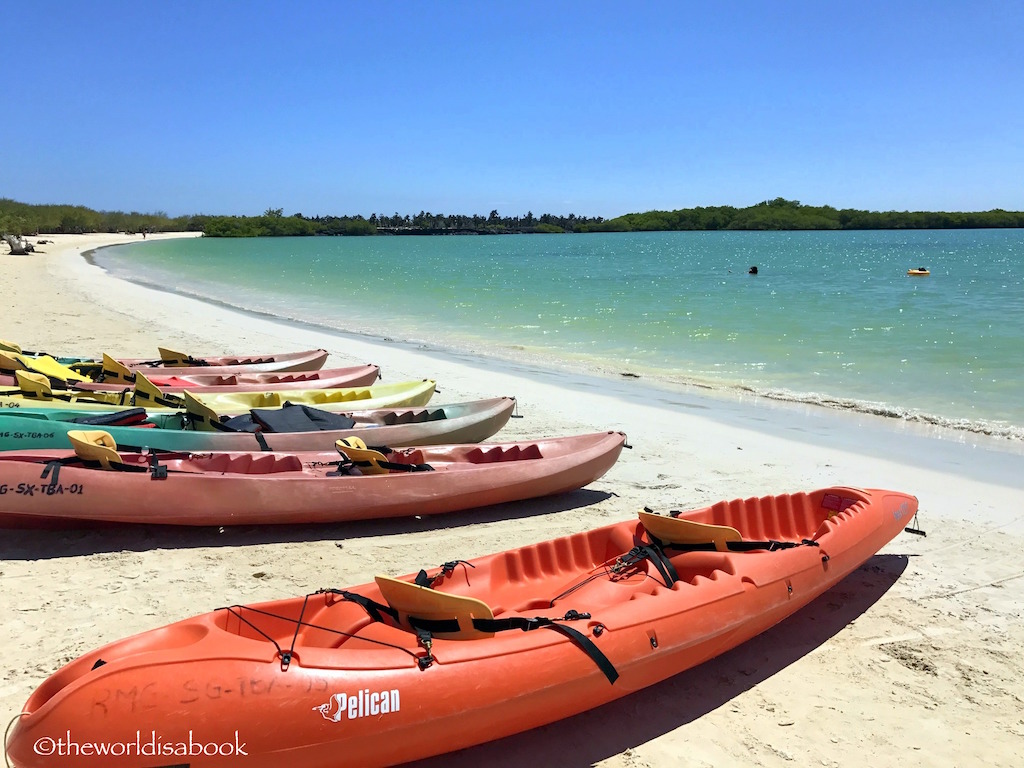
left=3, top=1, right=1022, bottom=218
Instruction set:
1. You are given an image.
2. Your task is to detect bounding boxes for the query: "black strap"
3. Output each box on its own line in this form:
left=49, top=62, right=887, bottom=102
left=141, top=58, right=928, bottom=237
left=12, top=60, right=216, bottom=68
left=415, top=560, right=475, bottom=587
left=661, top=538, right=819, bottom=553
left=634, top=543, right=679, bottom=586
left=40, top=457, right=150, bottom=484
left=407, top=611, right=618, bottom=684
left=332, top=588, right=618, bottom=683
left=39, top=452, right=172, bottom=483
left=542, top=623, right=619, bottom=684
left=326, top=589, right=398, bottom=624
left=350, top=458, right=435, bottom=473
left=41, top=459, right=73, bottom=488
left=99, top=367, right=135, bottom=383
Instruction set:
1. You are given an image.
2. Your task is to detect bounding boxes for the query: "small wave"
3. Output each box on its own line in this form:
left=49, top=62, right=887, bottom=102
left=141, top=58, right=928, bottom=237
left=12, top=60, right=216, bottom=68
left=755, top=388, right=1024, bottom=441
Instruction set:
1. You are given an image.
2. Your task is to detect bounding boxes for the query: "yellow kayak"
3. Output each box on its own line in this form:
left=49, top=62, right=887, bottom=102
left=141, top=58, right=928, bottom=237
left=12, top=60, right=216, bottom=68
left=0, top=373, right=436, bottom=414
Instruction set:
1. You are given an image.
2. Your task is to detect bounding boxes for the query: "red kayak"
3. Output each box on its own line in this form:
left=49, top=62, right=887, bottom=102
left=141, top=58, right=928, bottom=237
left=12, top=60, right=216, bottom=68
left=0, top=430, right=627, bottom=527
left=3, top=485, right=918, bottom=767
left=68, top=364, right=382, bottom=393
left=119, top=347, right=330, bottom=372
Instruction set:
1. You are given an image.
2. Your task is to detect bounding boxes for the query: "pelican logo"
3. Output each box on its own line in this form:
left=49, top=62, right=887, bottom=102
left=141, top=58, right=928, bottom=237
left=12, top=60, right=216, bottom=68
left=314, top=689, right=401, bottom=722
left=893, top=501, right=910, bottom=521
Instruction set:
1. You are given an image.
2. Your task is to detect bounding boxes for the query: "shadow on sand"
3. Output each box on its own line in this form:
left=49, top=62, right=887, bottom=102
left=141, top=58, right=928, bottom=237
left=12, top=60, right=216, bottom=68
left=404, top=553, right=910, bottom=768
left=0, top=489, right=615, bottom=560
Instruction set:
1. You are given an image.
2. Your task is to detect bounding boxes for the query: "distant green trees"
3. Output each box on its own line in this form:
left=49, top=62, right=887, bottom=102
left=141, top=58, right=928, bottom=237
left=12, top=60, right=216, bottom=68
left=201, top=213, right=376, bottom=237
left=365, top=210, right=605, bottom=234
left=4, top=197, right=1024, bottom=240
left=0, top=198, right=206, bottom=236
left=593, top=198, right=1024, bottom=232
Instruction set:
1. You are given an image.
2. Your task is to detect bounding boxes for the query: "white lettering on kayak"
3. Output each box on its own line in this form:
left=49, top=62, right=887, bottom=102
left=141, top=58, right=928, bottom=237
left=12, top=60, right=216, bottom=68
left=313, top=689, right=401, bottom=722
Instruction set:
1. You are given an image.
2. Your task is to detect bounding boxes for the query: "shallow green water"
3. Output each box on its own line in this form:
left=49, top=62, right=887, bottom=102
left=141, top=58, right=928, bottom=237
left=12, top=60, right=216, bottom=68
left=97, top=229, right=1024, bottom=437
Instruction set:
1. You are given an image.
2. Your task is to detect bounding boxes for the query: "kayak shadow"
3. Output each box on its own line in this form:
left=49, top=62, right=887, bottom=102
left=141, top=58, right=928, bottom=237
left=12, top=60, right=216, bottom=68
left=404, top=553, right=910, bottom=768
left=0, top=488, right=615, bottom=560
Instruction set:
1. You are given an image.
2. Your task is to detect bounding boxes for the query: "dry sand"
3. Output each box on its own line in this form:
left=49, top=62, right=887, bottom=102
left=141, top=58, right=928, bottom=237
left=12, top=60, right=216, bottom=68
left=2, top=233, right=1023, bottom=767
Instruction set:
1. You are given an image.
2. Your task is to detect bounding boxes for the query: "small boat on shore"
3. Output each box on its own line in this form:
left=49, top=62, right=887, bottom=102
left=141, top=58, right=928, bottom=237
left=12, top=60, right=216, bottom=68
left=3, top=485, right=917, bottom=766
left=0, top=429, right=626, bottom=527
left=67, top=364, right=383, bottom=393
left=0, top=375, right=437, bottom=413
left=0, top=396, right=517, bottom=452
left=1, top=364, right=383, bottom=391
left=0, top=341, right=330, bottom=375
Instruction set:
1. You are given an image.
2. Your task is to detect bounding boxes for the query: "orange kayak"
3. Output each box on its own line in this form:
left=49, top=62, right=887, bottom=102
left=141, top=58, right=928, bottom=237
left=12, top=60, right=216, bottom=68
left=4, top=486, right=917, bottom=767
left=0, top=430, right=626, bottom=527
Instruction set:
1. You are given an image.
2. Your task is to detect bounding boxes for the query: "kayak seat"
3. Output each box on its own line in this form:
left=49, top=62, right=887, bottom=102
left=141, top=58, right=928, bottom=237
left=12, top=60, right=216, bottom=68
left=639, top=509, right=742, bottom=552
left=375, top=575, right=497, bottom=641
left=67, top=430, right=124, bottom=470
left=336, top=438, right=391, bottom=475
left=15, top=370, right=53, bottom=398
left=0, top=351, right=21, bottom=372
left=132, top=372, right=168, bottom=403
left=464, top=444, right=542, bottom=464
left=158, top=347, right=190, bottom=365
left=99, top=353, right=136, bottom=383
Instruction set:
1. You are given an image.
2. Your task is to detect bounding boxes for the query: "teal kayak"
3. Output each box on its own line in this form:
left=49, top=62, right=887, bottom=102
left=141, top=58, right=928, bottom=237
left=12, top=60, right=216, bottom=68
left=0, top=397, right=517, bottom=452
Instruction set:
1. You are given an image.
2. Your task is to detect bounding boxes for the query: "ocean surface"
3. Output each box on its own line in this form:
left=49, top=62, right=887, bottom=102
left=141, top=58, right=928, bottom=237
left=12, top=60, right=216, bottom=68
left=94, top=230, right=1024, bottom=440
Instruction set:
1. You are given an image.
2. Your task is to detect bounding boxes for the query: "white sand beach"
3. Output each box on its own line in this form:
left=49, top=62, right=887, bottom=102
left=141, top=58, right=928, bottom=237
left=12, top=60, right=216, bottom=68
left=2, top=233, right=1023, bottom=767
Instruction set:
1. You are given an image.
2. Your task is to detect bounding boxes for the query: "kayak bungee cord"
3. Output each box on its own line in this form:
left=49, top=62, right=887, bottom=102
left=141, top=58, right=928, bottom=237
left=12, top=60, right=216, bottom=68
left=3, top=713, right=28, bottom=768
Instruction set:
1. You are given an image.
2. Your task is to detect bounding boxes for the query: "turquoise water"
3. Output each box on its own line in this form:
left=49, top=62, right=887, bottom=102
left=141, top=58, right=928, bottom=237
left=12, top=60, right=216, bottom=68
left=95, top=230, right=1024, bottom=438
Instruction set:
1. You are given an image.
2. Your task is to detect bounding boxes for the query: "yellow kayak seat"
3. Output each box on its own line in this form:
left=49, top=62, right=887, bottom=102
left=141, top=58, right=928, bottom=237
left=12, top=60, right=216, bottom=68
left=374, top=575, right=496, bottom=641
left=101, top=353, right=137, bottom=383
left=182, top=391, right=222, bottom=431
left=133, top=372, right=185, bottom=408
left=638, top=509, right=743, bottom=552
left=158, top=347, right=194, bottom=366
left=14, top=370, right=54, bottom=398
left=67, top=430, right=124, bottom=470
left=335, top=437, right=391, bottom=475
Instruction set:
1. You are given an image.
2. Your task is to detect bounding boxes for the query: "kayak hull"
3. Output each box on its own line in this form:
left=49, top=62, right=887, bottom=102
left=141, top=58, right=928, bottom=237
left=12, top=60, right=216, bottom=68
left=0, top=380, right=437, bottom=414
left=0, top=397, right=516, bottom=452
left=66, top=364, right=382, bottom=393
left=0, top=430, right=625, bottom=526
left=4, top=486, right=917, bottom=767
